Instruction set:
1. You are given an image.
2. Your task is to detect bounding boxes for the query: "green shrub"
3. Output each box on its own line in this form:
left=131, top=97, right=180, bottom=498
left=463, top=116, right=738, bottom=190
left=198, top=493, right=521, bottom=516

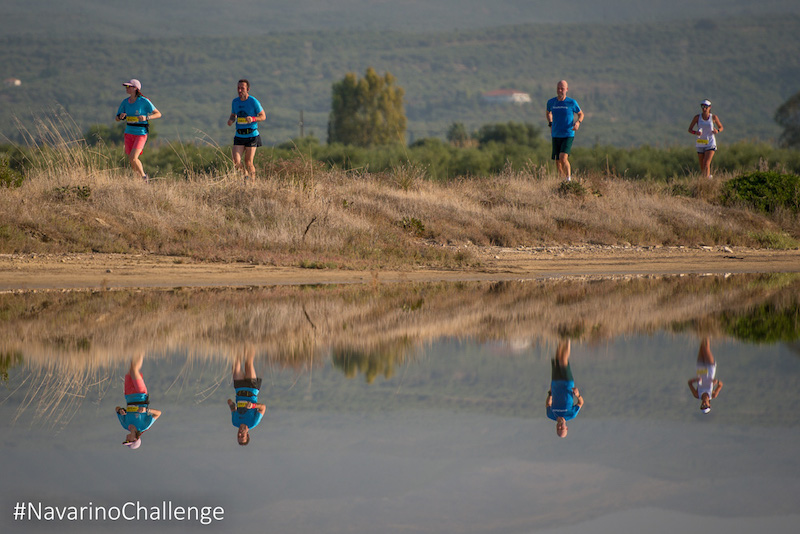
left=557, top=180, right=587, bottom=198
left=722, top=171, right=800, bottom=213
left=0, top=155, right=24, bottom=188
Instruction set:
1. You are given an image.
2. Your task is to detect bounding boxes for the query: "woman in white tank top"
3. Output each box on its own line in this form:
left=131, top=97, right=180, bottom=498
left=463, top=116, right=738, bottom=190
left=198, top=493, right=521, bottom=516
left=688, top=99, right=724, bottom=178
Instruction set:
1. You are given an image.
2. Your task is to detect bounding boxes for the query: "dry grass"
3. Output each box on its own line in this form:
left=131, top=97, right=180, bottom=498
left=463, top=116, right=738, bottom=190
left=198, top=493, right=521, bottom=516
left=2, top=134, right=799, bottom=267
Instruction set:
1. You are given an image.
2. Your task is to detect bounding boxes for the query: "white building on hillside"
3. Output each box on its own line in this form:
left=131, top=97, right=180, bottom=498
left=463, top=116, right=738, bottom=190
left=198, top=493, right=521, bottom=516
left=480, top=89, right=531, bottom=104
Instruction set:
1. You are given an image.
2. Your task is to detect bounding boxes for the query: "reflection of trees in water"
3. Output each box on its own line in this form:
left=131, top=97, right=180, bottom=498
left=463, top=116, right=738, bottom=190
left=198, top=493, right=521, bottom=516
left=331, top=337, right=415, bottom=383
left=719, top=302, right=800, bottom=344
left=1, top=350, right=23, bottom=382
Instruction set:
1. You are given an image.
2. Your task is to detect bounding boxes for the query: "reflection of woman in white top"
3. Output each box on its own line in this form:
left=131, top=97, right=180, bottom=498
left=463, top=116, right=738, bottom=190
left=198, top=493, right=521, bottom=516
left=688, top=99, right=724, bottom=178
left=687, top=337, right=724, bottom=413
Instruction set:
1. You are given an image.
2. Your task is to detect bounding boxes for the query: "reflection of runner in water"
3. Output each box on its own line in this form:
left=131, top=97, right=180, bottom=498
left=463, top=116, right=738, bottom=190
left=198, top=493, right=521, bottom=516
left=688, top=337, right=723, bottom=413
left=546, top=340, right=584, bottom=438
left=116, top=353, right=162, bottom=449
left=226, top=79, right=266, bottom=182
left=227, top=348, right=266, bottom=446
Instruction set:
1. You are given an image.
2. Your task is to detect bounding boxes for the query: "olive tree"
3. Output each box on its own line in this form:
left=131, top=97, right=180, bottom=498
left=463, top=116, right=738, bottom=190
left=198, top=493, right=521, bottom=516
left=328, top=67, right=406, bottom=147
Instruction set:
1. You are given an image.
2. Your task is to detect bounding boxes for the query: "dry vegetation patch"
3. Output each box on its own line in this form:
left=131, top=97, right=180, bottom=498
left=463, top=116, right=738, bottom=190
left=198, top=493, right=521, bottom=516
left=1, top=164, right=798, bottom=268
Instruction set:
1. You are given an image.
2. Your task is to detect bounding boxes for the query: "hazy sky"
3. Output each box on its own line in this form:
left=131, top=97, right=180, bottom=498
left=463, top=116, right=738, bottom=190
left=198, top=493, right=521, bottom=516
left=3, top=0, right=799, bottom=37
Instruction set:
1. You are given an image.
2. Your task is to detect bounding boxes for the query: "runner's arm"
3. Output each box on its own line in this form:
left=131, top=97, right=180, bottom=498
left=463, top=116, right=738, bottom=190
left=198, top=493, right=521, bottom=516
left=250, top=109, right=266, bottom=123
left=713, top=115, right=723, bottom=134
left=711, top=380, right=723, bottom=399
left=143, top=108, right=161, bottom=121
left=688, top=115, right=700, bottom=135
left=573, top=110, right=584, bottom=130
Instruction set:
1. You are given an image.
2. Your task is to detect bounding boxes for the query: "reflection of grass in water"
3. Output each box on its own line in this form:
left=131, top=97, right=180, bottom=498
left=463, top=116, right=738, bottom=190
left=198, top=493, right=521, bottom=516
left=2, top=274, right=800, bottom=384
left=8, top=362, right=114, bottom=431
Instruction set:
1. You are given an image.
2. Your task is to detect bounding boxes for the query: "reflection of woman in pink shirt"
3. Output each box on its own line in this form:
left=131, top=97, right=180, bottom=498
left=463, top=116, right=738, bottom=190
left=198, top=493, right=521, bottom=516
left=687, top=338, right=724, bottom=414
left=115, top=353, right=161, bottom=449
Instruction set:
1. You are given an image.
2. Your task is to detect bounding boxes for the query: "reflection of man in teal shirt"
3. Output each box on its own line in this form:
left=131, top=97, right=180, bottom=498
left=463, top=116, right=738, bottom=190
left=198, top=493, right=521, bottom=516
left=115, top=354, right=161, bottom=449
left=546, top=340, right=584, bottom=438
left=227, top=348, right=266, bottom=446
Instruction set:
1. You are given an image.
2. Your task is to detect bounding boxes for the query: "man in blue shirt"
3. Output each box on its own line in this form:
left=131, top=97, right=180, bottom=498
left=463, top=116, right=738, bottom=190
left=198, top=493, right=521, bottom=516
left=546, top=340, right=584, bottom=438
left=227, top=79, right=266, bottom=182
left=545, top=80, right=584, bottom=182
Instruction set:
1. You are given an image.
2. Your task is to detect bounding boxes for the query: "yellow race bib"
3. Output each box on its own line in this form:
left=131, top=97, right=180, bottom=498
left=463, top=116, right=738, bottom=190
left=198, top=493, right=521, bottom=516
left=126, top=405, right=141, bottom=412
left=237, top=117, right=250, bottom=124
left=237, top=401, right=250, bottom=409
left=696, top=139, right=709, bottom=145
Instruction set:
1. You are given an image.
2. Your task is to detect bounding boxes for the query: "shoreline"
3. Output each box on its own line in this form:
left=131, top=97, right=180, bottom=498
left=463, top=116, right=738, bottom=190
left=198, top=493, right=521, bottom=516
left=3, top=246, right=800, bottom=292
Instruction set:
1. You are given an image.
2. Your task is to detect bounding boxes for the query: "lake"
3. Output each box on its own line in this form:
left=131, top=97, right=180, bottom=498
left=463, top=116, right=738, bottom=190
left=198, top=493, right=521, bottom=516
left=2, top=274, right=799, bottom=533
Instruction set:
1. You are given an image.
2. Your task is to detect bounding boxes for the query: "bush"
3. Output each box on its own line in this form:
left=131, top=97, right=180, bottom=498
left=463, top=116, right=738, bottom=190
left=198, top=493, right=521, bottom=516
left=0, top=154, right=24, bottom=188
left=721, top=171, right=800, bottom=214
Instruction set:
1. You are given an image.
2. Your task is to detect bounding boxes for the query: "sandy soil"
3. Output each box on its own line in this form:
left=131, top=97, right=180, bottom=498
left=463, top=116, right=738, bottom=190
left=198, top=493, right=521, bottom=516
left=2, top=245, right=799, bottom=292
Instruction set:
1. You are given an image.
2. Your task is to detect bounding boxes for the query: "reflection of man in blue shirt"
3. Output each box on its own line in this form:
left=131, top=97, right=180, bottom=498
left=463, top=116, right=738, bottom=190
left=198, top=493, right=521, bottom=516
left=546, top=340, right=584, bottom=438
left=227, top=348, right=266, bottom=446
left=115, top=354, right=162, bottom=449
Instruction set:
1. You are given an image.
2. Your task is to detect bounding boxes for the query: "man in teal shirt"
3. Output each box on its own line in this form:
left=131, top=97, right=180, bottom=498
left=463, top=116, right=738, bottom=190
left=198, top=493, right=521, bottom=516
left=545, top=80, right=584, bottom=182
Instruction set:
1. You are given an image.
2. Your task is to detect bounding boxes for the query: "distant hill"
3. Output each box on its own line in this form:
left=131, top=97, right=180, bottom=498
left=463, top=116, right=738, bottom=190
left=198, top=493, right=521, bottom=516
left=3, top=0, right=799, bottom=36
left=1, top=14, right=799, bottom=147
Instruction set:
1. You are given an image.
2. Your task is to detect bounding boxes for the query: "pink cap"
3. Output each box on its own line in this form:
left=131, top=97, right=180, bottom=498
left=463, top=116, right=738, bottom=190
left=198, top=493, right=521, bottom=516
left=122, top=79, right=142, bottom=90
left=123, top=438, right=142, bottom=449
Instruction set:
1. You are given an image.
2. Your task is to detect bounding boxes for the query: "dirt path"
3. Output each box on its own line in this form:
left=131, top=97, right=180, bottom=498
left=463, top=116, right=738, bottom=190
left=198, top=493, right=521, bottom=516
left=2, top=245, right=799, bottom=292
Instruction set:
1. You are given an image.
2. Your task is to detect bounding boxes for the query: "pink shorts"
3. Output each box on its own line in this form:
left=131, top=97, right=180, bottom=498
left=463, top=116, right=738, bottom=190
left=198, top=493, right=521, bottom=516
left=124, top=133, right=148, bottom=155
left=124, top=373, right=148, bottom=395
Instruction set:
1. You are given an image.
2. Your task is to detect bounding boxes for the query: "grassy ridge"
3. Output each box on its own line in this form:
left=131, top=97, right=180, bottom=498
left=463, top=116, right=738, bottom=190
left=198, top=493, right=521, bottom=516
left=1, top=138, right=799, bottom=266
left=1, top=15, right=799, bottom=147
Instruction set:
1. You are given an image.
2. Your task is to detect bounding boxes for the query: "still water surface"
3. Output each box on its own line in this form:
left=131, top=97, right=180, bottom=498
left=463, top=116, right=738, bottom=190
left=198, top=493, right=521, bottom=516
left=1, top=275, right=799, bottom=533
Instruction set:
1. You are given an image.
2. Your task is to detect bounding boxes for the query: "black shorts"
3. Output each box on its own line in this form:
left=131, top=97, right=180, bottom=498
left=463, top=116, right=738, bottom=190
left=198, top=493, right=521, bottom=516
left=233, top=135, right=263, bottom=148
left=551, top=359, right=574, bottom=381
left=551, top=137, right=574, bottom=160
left=233, top=378, right=263, bottom=391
